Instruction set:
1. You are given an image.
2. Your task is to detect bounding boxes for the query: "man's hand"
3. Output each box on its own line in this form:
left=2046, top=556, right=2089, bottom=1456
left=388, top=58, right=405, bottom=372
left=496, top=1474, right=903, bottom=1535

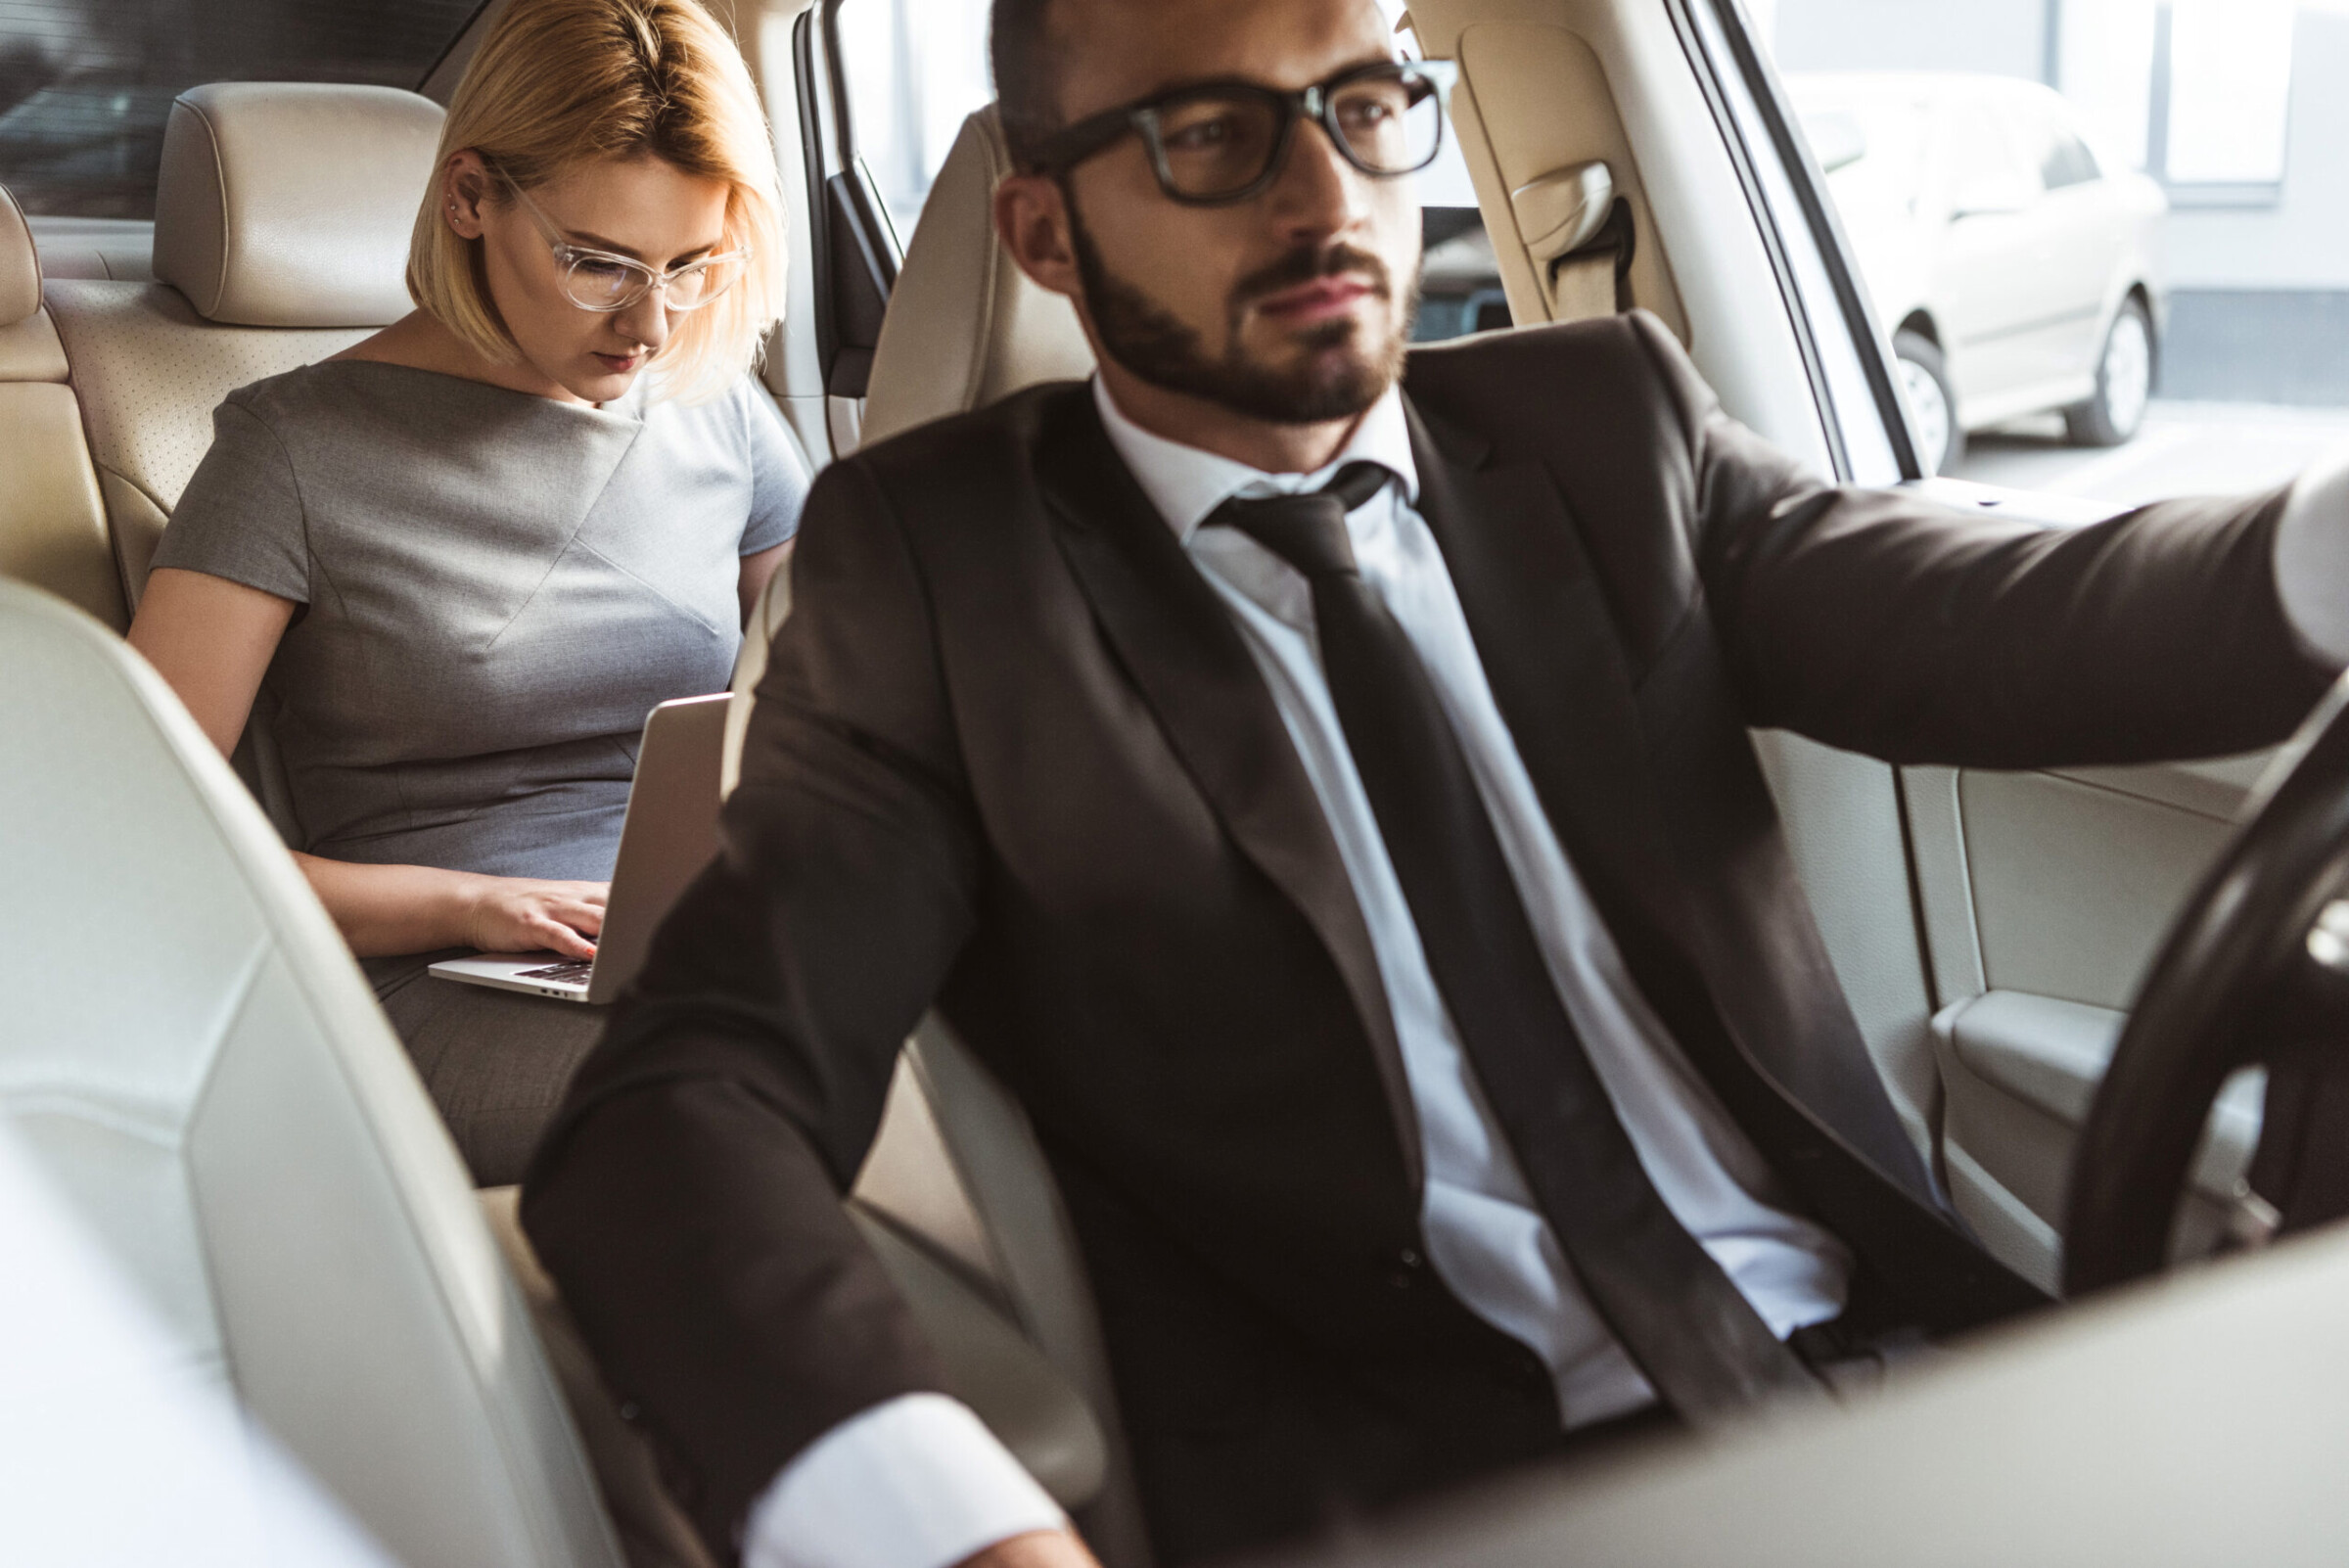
left=955, top=1528, right=1103, bottom=1568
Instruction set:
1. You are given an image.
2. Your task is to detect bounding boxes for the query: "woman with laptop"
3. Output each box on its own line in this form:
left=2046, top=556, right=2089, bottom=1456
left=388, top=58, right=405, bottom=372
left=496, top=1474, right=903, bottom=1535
left=125, top=0, right=806, bottom=1184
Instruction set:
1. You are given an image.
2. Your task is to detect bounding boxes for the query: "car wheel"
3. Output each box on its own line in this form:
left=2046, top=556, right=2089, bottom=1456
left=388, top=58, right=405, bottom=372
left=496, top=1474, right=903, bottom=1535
left=2064, top=297, right=2154, bottom=448
left=1893, top=330, right=1961, bottom=476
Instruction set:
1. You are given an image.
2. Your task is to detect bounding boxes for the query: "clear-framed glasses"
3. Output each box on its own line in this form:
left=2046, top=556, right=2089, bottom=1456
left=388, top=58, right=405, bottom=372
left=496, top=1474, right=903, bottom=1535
left=1028, top=59, right=1453, bottom=207
left=492, top=166, right=750, bottom=313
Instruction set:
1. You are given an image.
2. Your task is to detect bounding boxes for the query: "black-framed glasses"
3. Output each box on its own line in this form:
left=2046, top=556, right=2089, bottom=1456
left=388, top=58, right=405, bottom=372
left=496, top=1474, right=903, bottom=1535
left=493, top=164, right=750, bottom=314
left=1029, top=59, right=1453, bottom=207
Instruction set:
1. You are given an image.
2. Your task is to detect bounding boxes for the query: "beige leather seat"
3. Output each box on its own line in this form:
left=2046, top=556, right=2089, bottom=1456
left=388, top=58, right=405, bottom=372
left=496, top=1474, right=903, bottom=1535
left=0, top=577, right=624, bottom=1568
left=18, top=83, right=1107, bottom=1562
left=731, top=107, right=1154, bottom=1568
left=43, top=81, right=444, bottom=612
left=857, top=107, right=1095, bottom=446
left=0, top=185, right=123, bottom=628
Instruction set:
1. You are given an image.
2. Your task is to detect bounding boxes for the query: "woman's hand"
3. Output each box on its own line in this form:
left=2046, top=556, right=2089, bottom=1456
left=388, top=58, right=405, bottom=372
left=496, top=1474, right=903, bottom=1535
left=289, top=854, right=611, bottom=959
left=457, top=876, right=610, bottom=959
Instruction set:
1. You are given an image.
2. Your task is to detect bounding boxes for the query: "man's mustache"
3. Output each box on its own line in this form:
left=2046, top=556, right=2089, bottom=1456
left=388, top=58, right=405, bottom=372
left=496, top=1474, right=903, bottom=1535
left=1232, top=243, right=1395, bottom=308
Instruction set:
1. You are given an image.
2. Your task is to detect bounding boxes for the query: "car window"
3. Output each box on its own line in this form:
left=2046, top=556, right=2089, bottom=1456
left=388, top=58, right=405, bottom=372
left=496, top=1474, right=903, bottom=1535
left=1795, top=90, right=1931, bottom=221
left=1405, top=106, right=1494, bottom=342
left=0, top=0, right=481, bottom=219
left=1683, top=2, right=1911, bottom=484
left=1769, top=1, right=2349, bottom=516
left=2010, top=95, right=2103, bottom=192
left=1948, top=96, right=2042, bottom=208
left=834, top=0, right=992, bottom=243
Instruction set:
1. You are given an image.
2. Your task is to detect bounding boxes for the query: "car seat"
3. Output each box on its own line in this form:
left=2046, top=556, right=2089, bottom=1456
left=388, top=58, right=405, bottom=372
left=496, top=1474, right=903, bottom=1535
left=0, top=578, right=624, bottom=1568
left=41, top=82, right=442, bottom=614
left=0, top=182, right=124, bottom=628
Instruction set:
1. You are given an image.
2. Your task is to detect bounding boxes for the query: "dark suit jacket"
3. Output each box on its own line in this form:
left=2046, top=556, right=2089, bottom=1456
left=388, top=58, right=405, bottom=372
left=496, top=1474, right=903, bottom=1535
left=523, top=313, right=2333, bottom=1565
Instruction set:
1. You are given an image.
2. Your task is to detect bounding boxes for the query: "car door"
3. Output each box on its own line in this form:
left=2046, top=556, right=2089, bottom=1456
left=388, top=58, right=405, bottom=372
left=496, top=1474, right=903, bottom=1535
left=1664, top=1, right=2284, bottom=1297
left=1931, top=88, right=2064, bottom=414
left=1999, top=85, right=2123, bottom=389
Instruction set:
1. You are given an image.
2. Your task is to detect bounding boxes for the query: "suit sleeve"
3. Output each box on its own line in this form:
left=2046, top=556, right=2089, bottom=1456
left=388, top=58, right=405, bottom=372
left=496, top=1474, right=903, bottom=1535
left=521, top=455, right=983, bottom=1555
left=1625, top=311, right=2339, bottom=766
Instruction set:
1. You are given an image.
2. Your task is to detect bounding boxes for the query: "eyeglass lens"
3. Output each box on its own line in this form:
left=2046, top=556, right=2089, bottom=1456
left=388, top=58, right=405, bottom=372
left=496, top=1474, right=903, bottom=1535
left=560, top=252, right=747, bottom=313
left=1152, top=69, right=1441, bottom=201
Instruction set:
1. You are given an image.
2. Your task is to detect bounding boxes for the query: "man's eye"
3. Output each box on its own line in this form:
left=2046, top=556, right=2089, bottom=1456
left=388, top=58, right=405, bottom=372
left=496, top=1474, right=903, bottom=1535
left=1165, top=115, right=1239, bottom=151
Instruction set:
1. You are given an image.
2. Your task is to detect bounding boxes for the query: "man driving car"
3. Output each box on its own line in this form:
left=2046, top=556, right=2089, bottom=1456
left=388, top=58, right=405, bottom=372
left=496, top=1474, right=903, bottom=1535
left=522, top=1, right=2349, bottom=1564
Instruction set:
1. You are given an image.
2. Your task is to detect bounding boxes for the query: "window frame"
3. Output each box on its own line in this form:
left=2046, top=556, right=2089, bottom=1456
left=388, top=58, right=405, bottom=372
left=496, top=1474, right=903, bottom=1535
left=1664, top=0, right=1926, bottom=483
left=795, top=0, right=905, bottom=402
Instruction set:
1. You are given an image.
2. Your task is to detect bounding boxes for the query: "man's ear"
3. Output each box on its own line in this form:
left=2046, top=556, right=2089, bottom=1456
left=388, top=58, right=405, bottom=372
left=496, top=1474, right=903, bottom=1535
left=994, top=173, right=1082, bottom=300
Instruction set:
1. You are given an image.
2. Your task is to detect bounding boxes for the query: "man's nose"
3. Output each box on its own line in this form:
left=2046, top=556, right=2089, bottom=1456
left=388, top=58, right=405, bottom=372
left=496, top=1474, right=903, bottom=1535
left=1267, top=115, right=1372, bottom=243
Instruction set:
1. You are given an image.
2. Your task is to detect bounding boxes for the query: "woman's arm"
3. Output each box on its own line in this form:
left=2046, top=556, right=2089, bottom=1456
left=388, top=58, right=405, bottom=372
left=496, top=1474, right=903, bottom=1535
left=739, top=539, right=791, bottom=627
left=291, top=854, right=607, bottom=959
left=129, top=568, right=607, bottom=959
left=128, top=567, right=294, bottom=756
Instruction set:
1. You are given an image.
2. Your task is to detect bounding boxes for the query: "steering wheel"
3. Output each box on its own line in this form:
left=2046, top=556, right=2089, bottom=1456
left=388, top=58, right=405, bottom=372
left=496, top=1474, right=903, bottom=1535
left=2065, top=676, right=2349, bottom=1296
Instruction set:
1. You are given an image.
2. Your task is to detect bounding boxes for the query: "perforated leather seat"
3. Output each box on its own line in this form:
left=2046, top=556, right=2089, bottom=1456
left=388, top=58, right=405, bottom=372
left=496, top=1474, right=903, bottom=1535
left=0, top=184, right=122, bottom=627
left=0, top=578, right=624, bottom=1568
left=43, top=82, right=443, bottom=611
left=731, top=106, right=1153, bottom=1568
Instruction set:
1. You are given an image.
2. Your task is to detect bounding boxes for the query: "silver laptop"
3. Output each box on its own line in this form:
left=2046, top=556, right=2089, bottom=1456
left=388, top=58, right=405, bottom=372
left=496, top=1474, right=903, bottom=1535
left=429, top=692, right=731, bottom=1004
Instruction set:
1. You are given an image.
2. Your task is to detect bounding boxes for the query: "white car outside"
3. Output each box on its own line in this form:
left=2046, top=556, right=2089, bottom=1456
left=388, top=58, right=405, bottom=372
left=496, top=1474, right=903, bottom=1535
left=1787, top=72, right=2168, bottom=473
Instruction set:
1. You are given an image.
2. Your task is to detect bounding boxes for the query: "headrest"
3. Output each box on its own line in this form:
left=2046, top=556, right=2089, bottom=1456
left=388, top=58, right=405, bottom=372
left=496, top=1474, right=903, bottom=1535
left=0, top=183, right=39, bottom=325
left=862, top=107, right=1095, bottom=447
left=154, top=83, right=444, bottom=328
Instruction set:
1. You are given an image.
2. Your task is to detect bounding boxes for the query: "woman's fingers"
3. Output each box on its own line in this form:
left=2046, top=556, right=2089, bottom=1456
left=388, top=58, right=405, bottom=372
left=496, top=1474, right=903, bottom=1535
left=461, top=877, right=615, bottom=957
left=550, top=898, right=605, bottom=937
left=531, top=914, right=598, bottom=959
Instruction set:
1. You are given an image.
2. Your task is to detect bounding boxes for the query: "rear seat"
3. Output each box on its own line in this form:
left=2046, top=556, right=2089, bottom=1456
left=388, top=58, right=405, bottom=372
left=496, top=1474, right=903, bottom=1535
left=21, top=81, right=1117, bottom=1561
left=43, top=82, right=445, bottom=613
left=0, top=184, right=123, bottom=629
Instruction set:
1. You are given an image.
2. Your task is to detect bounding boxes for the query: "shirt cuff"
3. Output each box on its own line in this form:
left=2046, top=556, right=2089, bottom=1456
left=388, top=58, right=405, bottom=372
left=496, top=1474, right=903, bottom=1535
left=2272, top=452, right=2349, bottom=666
left=742, top=1394, right=1067, bottom=1568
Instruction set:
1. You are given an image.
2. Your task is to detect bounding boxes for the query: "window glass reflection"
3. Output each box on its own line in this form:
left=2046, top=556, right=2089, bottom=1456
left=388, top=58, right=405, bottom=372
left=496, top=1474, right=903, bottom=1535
left=1773, top=0, right=2345, bottom=507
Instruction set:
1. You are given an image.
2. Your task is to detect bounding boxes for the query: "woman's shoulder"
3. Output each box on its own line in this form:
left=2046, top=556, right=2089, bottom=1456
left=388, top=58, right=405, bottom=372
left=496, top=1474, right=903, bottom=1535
left=212, top=360, right=407, bottom=445
left=221, top=359, right=554, bottom=444
left=647, top=374, right=807, bottom=465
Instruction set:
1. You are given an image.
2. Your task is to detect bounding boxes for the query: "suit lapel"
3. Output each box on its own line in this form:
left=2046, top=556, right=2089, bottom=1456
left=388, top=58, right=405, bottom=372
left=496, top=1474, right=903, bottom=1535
left=1035, top=392, right=1423, bottom=1176
left=1405, top=397, right=1680, bottom=920
left=1405, top=394, right=1951, bottom=1216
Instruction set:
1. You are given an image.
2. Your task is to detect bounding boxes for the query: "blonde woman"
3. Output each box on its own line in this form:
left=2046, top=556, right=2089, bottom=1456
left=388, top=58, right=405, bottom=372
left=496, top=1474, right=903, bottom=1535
left=127, top=0, right=806, bottom=1184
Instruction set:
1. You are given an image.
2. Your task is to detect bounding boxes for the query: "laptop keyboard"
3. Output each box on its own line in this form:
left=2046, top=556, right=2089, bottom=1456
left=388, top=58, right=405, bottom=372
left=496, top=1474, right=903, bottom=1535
left=517, top=961, right=594, bottom=984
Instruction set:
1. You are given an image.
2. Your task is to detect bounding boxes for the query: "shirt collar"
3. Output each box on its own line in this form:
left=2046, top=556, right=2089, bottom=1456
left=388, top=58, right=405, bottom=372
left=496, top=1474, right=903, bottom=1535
left=1091, top=375, right=1420, bottom=543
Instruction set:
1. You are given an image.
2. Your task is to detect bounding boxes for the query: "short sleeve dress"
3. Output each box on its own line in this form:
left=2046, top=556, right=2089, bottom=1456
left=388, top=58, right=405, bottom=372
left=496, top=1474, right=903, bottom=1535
left=153, top=360, right=809, bottom=1182
left=155, top=360, right=806, bottom=880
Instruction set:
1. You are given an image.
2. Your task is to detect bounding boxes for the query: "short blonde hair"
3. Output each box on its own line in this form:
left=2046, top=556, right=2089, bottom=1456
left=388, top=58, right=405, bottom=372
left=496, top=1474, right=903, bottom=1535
left=407, top=0, right=786, bottom=402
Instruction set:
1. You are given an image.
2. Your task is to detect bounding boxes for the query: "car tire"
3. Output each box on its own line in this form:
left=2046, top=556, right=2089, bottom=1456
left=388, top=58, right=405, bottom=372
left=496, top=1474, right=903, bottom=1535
left=1893, top=330, right=1961, bottom=476
left=2064, top=297, right=2154, bottom=448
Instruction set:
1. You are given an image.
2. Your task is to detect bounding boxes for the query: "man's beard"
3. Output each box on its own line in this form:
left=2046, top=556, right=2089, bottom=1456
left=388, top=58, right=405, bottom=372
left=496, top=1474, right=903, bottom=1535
left=1067, top=199, right=1416, bottom=426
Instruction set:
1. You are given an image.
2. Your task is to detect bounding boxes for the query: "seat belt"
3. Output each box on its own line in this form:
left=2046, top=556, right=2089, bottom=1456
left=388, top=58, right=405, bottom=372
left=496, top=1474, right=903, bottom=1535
left=1509, top=160, right=1635, bottom=323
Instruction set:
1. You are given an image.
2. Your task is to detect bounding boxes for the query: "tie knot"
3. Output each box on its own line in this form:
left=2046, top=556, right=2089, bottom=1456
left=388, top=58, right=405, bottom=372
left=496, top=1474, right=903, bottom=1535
left=1212, top=461, right=1390, bottom=578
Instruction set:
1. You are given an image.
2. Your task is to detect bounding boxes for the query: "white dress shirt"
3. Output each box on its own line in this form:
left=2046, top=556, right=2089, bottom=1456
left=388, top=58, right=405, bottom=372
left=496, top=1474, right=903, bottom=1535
left=750, top=381, right=2349, bottom=1568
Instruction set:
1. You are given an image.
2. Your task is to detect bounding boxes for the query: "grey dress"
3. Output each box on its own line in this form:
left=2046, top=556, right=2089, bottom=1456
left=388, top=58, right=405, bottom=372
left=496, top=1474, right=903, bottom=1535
left=156, top=360, right=807, bottom=1181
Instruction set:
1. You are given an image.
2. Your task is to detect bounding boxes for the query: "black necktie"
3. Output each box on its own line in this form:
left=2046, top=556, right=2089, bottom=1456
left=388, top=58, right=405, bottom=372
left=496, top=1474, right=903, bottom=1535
left=1214, top=463, right=1820, bottom=1422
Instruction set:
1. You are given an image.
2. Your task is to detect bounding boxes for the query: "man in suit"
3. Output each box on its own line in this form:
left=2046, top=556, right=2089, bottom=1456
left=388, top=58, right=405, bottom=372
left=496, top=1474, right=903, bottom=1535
left=521, top=0, right=2347, bottom=1564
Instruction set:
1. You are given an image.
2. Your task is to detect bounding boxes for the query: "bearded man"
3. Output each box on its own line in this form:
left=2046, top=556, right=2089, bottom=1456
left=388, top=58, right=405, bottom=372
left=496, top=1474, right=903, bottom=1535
left=522, top=0, right=2348, bottom=1564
